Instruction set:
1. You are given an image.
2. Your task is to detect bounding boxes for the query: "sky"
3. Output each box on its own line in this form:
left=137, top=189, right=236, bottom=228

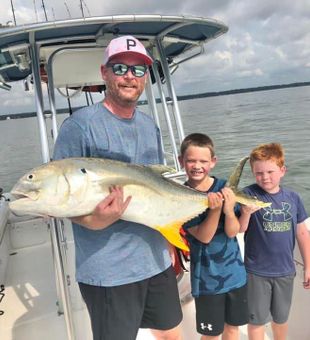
left=0, top=0, right=309, bottom=114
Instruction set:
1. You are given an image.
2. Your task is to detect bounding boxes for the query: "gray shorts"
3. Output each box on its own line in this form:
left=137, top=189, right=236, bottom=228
left=247, top=273, right=295, bottom=325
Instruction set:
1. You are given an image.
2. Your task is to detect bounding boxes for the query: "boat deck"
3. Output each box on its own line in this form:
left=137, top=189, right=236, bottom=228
left=1, top=217, right=309, bottom=339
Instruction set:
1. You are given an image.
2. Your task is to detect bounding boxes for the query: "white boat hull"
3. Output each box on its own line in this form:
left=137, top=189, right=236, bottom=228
left=1, top=211, right=310, bottom=339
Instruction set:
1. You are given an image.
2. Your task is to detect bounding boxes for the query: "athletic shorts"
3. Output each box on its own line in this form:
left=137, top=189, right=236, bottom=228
left=79, top=266, right=183, bottom=340
left=195, top=284, right=248, bottom=336
left=247, top=273, right=294, bottom=325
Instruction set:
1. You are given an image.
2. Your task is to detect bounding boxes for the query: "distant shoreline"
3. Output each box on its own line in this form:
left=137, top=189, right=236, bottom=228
left=1, top=81, right=309, bottom=120
left=176, top=81, right=310, bottom=102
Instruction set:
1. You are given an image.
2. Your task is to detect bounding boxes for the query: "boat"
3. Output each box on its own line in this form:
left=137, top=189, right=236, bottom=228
left=0, top=14, right=309, bottom=340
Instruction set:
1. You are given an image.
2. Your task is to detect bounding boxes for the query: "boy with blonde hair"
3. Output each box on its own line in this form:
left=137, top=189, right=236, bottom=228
left=239, top=142, right=310, bottom=340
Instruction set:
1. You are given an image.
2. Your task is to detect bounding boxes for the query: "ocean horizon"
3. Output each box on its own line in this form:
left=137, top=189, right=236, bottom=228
left=1, top=81, right=309, bottom=120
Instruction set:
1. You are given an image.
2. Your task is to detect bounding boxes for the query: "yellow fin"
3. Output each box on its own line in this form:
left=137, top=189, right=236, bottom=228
left=156, top=221, right=189, bottom=251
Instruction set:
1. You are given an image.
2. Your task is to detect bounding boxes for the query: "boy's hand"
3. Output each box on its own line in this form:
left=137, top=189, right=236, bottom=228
left=207, top=192, right=223, bottom=210
left=240, top=204, right=261, bottom=215
left=303, top=268, right=310, bottom=289
left=221, top=187, right=236, bottom=216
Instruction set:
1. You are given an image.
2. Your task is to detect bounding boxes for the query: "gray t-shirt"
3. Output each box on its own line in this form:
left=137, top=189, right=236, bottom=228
left=53, top=102, right=171, bottom=286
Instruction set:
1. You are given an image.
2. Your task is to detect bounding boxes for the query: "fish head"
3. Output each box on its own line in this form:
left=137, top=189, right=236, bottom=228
left=9, top=161, right=71, bottom=216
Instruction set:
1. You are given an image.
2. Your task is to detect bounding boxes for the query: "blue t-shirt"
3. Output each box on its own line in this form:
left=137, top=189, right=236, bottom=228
left=243, top=184, right=308, bottom=277
left=183, top=177, right=246, bottom=297
left=53, top=102, right=171, bottom=286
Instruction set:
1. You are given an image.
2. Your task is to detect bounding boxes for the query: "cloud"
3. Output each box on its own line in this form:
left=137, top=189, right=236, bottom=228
left=0, top=0, right=310, bottom=113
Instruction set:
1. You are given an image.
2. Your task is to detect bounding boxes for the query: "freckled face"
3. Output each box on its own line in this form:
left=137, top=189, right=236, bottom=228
left=180, top=146, right=216, bottom=184
left=101, top=54, right=147, bottom=106
left=251, top=160, right=286, bottom=193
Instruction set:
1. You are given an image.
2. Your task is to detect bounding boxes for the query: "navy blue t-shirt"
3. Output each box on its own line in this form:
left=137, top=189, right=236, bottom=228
left=243, top=184, right=308, bottom=277
left=183, top=177, right=246, bottom=297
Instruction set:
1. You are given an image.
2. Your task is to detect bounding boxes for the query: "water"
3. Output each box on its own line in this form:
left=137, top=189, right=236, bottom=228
left=0, top=86, right=309, bottom=213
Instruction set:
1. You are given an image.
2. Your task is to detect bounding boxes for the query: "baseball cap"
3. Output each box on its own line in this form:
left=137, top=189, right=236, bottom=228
left=103, top=35, right=153, bottom=66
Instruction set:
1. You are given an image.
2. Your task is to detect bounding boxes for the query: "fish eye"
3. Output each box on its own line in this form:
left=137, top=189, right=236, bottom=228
left=28, top=174, right=34, bottom=180
left=80, top=168, right=87, bottom=174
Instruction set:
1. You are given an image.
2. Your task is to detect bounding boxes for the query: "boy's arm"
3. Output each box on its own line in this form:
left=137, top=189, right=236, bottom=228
left=296, top=221, right=310, bottom=289
left=239, top=205, right=261, bottom=232
left=187, top=192, right=223, bottom=243
left=221, top=187, right=240, bottom=237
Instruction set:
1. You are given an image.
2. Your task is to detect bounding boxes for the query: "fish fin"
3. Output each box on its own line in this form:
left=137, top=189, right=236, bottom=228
left=156, top=221, right=189, bottom=251
left=224, top=157, right=271, bottom=208
left=147, top=164, right=177, bottom=175
left=226, top=156, right=249, bottom=189
left=235, top=191, right=272, bottom=208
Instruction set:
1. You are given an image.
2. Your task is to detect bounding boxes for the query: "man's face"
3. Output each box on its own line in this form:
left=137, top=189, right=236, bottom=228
left=101, top=54, right=148, bottom=106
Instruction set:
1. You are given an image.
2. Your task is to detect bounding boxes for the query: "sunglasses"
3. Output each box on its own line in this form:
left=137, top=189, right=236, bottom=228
left=107, top=63, right=148, bottom=77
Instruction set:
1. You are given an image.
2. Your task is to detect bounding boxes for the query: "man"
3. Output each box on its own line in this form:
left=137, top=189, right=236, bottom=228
left=53, top=35, right=183, bottom=340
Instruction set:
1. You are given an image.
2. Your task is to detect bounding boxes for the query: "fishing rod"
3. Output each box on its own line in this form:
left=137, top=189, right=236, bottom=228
left=33, top=0, right=39, bottom=22
left=64, top=1, right=72, bottom=19
left=41, top=0, right=48, bottom=21
left=79, top=0, right=91, bottom=18
left=79, top=0, right=85, bottom=18
left=10, top=0, right=17, bottom=25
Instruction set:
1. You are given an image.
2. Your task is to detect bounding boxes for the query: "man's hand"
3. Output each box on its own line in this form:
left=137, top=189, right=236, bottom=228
left=93, top=185, right=131, bottom=220
left=72, top=185, right=131, bottom=230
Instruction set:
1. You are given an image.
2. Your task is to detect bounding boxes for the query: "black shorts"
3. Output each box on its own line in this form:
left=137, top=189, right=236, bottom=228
left=195, top=284, right=249, bottom=336
left=79, top=266, right=183, bottom=340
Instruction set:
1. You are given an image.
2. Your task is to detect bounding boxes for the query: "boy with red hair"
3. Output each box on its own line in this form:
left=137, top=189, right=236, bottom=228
left=240, top=143, right=310, bottom=340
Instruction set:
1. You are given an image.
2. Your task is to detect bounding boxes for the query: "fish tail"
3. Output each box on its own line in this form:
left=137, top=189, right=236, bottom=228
left=156, top=221, right=189, bottom=251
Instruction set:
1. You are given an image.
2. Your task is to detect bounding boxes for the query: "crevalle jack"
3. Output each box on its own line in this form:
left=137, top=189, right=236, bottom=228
left=9, top=157, right=270, bottom=250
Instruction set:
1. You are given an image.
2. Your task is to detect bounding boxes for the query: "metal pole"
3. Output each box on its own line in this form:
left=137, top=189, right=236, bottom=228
left=145, top=76, right=167, bottom=165
left=153, top=61, right=180, bottom=170
left=46, top=51, right=59, bottom=142
left=29, top=34, right=50, bottom=163
left=29, top=33, right=75, bottom=340
left=49, top=219, right=75, bottom=340
left=66, top=88, right=73, bottom=115
left=155, top=38, right=185, bottom=143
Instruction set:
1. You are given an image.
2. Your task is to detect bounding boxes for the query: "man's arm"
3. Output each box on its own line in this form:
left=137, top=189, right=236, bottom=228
left=71, top=186, right=131, bottom=230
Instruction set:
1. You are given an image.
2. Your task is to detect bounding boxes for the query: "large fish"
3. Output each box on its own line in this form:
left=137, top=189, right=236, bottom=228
left=9, top=157, right=270, bottom=250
